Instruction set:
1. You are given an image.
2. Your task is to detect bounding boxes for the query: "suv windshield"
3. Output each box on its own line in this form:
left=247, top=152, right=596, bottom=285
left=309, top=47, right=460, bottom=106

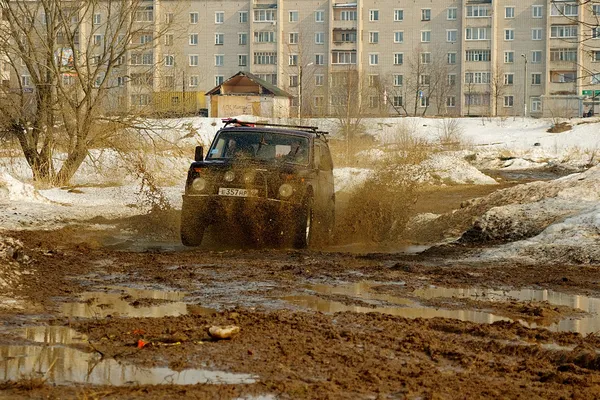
left=207, top=131, right=310, bottom=165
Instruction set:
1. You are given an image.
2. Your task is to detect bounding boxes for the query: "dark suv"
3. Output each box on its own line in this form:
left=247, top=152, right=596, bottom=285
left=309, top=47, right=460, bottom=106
left=181, top=119, right=335, bottom=248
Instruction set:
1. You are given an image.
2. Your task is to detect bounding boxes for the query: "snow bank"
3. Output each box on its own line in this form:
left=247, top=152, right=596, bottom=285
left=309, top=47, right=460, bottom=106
left=0, top=172, right=50, bottom=203
left=422, top=153, right=497, bottom=185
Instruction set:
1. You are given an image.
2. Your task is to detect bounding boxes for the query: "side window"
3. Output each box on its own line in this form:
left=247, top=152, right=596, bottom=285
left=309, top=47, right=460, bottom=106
left=317, top=143, right=333, bottom=171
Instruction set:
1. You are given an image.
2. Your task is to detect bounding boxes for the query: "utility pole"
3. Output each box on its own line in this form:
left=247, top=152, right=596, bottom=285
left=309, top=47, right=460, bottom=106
left=521, top=54, right=528, bottom=118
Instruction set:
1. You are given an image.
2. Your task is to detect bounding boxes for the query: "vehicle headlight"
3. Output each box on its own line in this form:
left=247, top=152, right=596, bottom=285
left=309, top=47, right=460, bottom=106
left=224, top=170, right=235, bottom=182
left=243, top=171, right=256, bottom=184
left=278, top=183, right=293, bottom=198
left=191, top=177, right=207, bottom=192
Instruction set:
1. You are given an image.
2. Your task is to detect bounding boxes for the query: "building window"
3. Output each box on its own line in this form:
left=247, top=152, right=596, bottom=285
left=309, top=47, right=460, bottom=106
left=215, top=12, right=224, bottom=24
left=164, top=55, right=174, bottom=66
left=591, top=73, right=600, bottom=84
left=254, top=9, right=276, bottom=22
left=316, top=32, right=326, bottom=44
left=465, top=72, right=491, bottom=84
left=340, top=10, right=357, bottom=21
left=531, top=73, right=542, bottom=85
left=393, top=96, right=403, bottom=107
left=93, top=34, right=103, bottom=46
left=532, top=5, right=543, bottom=18
left=289, top=75, right=298, bottom=87
left=505, top=29, right=515, bottom=41
left=421, top=9, right=431, bottom=21
left=592, top=27, right=600, bottom=39
left=289, top=54, right=298, bottom=66
left=369, top=96, right=379, bottom=108
left=315, top=10, right=324, bottom=22
left=289, top=11, right=299, bottom=22
left=394, top=53, right=404, bottom=65
left=255, top=31, right=276, bottom=43
left=164, top=34, right=173, bottom=46
left=189, top=33, right=198, bottom=45
left=420, top=96, right=430, bottom=107
left=190, top=12, right=198, bottom=24
left=447, top=8, right=457, bottom=20
left=238, top=54, right=247, bottom=66
left=369, top=53, right=379, bottom=65
left=239, top=11, right=248, bottom=23
left=550, top=48, right=577, bottom=62
left=504, top=96, right=514, bottom=107
left=131, top=94, right=151, bottom=106
left=314, top=96, right=324, bottom=108
left=369, top=10, right=379, bottom=21
left=447, top=52, right=457, bottom=64
left=531, top=50, right=542, bottom=63
left=447, top=29, right=457, bottom=43
left=420, top=74, right=430, bottom=85
left=550, top=3, right=578, bottom=17
left=550, top=26, right=578, bottom=38
left=466, top=5, right=490, bottom=17
left=369, top=32, right=379, bottom=44
left=93, top=13, right=101, bottom=25
left=394, top=31, right=404, bottom=43
left=315, top=54, right=325, bottom=65
left=593, top=51, right=600, bottom=62
left=448, top=74, right=457, bottom=85
left=165, top=13, right=174, bottom=24
left=531, top=98, right=542, bottom=112
left=551, top=71, right=576, bottom=83
left=331, top=51, right=356, bottom=64
left=368, top=74, right=380, bottom=87
left=466, top=50, right=491, bottom=62
left=504, top=74, right=514, bottom=85
left=215, top=54, right=224, bottom=67
left=189, top=55, right=198, bottom=66
left=465, top=27, right=489, bottom=40
left=393, top=74, right=403, bottom=86
left=215, top=33, right=224, bottom=45
left=315, top=74, right=324, bottom=86
left=189, top=75, right=199, bottom=87
left=532, top=29, right=542, bottom=40
left=420, top=53, right=431, bottom=64
left=134, top=7, right=153, bottom=22
left=215, top=76, right=224, bottom=86
left=446, top=96, right=456, bottom=107
left=421, top=31, right=431, bottom=42
left=21, top=75, right=31, bottom=87
left=289, top=32, right=298, bottom=44
left=505, top=7, right=515, bottom=19
left=239, top=33, right=248, bottom=45
left=504, top=51, right=514, bottom=63
left=394, top=9, right=404, bottom=22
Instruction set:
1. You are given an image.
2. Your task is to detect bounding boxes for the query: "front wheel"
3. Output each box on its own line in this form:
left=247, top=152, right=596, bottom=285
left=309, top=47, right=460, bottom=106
left=293, top=197, right=314, bottom=249
left=180, top=201, right=206, bottom=247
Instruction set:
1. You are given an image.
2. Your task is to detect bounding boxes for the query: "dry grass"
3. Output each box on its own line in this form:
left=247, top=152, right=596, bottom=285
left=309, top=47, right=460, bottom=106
left=547, top=122, right=572, bottom=133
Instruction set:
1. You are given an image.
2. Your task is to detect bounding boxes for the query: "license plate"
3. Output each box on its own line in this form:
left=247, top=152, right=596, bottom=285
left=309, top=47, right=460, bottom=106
left=218, top=187, right=258, bottom=197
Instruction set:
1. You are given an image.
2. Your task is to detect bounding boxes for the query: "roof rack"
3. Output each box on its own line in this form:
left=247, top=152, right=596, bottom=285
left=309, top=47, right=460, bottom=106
left=221, top=118, right=328, bottom=137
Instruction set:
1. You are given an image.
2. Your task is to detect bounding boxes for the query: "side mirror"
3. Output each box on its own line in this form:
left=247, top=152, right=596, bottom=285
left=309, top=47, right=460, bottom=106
left=194, top=145, right=204, bottom=162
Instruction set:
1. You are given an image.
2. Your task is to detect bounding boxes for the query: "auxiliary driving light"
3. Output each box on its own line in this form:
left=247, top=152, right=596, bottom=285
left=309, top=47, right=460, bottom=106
left=243, top=171, right=256, bottom=184
left=278, top=183, right=293, bottom=198
left=191, top=177, right=207, bottom=192
left=224, top=170, right=235, bottom=182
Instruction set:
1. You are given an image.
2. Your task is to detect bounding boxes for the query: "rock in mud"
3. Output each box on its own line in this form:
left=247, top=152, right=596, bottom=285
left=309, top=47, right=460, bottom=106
left=208, top=325, right=240, bottom=340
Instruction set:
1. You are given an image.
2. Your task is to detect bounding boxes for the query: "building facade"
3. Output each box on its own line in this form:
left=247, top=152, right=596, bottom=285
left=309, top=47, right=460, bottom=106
left=4, top=0, right=600, bottom=117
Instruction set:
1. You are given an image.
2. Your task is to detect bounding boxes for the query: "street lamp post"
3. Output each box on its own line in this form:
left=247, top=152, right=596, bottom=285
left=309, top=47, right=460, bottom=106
left=521, top=54, right=528, bottom=118
left=298, top=62, right=313, bottom=119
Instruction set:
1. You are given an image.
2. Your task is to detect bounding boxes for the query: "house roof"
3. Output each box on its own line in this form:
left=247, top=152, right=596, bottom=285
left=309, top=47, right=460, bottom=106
left=205, top=71, right=293, bottom=98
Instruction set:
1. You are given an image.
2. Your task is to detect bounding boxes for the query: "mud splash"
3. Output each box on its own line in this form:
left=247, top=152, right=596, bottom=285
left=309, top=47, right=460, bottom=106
left=0, top=326, right=257, bottom=386
left=283, top=282, right=600, bottom=335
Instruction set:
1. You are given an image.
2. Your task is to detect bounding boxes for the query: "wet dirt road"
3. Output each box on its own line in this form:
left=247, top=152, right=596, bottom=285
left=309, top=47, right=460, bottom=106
left=2, top=217, right=600, bottom=400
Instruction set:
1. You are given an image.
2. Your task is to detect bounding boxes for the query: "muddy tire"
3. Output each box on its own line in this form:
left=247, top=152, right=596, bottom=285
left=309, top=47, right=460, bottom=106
left=293, top=197, right=314, bottom=249
left=180, top=201, right=205, bottom=247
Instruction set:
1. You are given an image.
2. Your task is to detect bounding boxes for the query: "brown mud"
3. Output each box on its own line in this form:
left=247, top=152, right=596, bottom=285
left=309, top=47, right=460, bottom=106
left=2, top=181, right=600, bottom=399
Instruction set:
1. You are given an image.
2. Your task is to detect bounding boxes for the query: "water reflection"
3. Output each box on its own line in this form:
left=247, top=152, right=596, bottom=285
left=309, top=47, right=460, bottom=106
left=0, top=326, right=256, bottom=386
left=284, top=282, right=600, bottom=335
left=61, top=287, right=189, bottom=318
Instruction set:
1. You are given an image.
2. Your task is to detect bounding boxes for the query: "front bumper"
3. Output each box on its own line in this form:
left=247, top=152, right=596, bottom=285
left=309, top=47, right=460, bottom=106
left=182, top=194, right=302, bottom=225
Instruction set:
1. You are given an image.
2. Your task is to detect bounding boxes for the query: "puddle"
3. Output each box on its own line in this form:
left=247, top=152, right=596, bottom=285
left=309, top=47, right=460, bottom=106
left=326, top=243, right=430, bottom=254
left=61, top=287, right=193, bottom=318
left=284, top=282, right=600, bottom=335
left=0, top=326, right=257, bottom=386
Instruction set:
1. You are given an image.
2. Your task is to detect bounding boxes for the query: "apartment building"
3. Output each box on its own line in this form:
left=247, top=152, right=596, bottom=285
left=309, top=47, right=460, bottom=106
left=4, top=0, right=600, bottom=117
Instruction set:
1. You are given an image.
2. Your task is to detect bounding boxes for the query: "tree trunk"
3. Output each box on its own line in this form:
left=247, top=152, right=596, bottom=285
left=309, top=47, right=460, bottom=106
left=54, top=145, right=87, bottom=186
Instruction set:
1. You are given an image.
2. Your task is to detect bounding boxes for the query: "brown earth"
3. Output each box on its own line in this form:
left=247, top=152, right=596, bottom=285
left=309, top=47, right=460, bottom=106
left=2, top=181, right=600, bottom=399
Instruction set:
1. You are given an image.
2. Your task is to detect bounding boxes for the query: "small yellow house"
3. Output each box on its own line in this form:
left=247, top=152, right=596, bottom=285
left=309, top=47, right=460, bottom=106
left=206, top=71, right=292, bottom=118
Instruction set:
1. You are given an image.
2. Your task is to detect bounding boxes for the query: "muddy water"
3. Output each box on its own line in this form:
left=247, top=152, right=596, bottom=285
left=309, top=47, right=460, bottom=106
left=0, top=326, right=257, bottom=386
left=284, top=282, right=600, bottom=335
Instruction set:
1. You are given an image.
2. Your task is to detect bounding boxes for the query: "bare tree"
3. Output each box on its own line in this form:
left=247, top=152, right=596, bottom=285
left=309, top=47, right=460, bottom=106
left=0, top=0, right=169, bottom=185
left=489, top=64, right=508, bottom=117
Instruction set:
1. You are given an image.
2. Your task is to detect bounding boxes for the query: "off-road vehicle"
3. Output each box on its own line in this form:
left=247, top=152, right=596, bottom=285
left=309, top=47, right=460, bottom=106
left=181, top=118, right=335, bottom=248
